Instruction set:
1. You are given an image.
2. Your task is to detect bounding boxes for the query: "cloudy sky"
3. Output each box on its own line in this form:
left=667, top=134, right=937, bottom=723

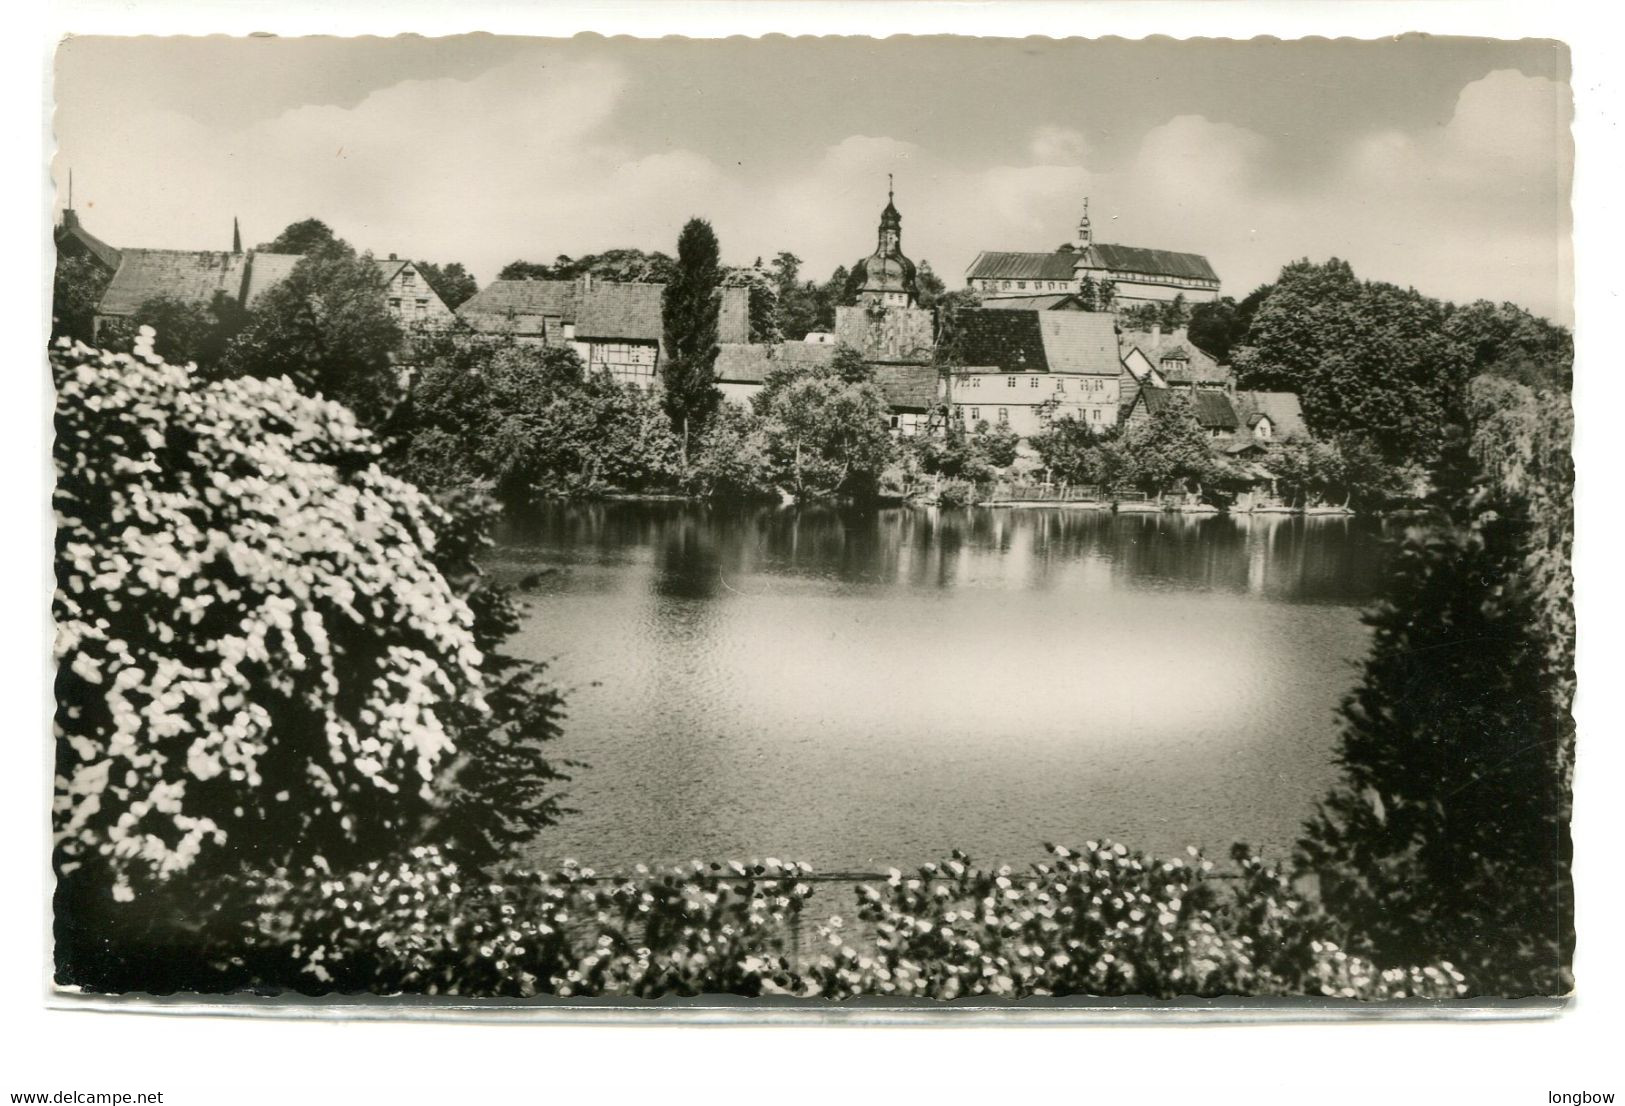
left=53, top=34, right=1572, bottom=322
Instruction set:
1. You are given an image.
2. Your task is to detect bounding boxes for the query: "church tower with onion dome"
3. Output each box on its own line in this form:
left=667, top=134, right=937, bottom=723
left=852, top=175, right=918, bottom=308
left=833, top=177, right=937, bottom=390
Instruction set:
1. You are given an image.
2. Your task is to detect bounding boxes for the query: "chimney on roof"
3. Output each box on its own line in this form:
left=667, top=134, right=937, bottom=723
left=389, top=252, right=397, bottom=261
left=60, top=208, right=80, bottom=230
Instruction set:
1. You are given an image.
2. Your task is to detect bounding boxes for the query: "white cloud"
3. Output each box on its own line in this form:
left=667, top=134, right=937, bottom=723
left=56, top=66, right=1571, bottom=324
left=1029, top=125, right=1088, bottom=166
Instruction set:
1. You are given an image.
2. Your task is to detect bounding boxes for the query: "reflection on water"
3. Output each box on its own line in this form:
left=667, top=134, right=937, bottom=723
left=489, top=503, right=1390, bottom=871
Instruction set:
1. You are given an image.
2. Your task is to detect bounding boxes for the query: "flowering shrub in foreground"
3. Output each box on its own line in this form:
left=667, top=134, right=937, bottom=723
left=53, top=335, right=485, bottom=898
left=232, top=842, right=1466, bottom=1000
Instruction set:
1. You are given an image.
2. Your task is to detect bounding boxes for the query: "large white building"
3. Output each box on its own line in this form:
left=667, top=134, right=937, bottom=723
left=946, top=307, right=1124, bottom=437
left=965, top=200, right=1221, bottom=310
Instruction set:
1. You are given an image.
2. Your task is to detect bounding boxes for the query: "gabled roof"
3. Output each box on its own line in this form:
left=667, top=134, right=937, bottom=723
left=1119, top=327, right=1229, bottom=386
left=1036, top=312, right=1121, bottom=375
left=968, top=243, right=1220, bottom=285
left=980, top=293, right=1089, bottom=312
left=956, top=309, right=1047, bottom=371
left=456, top=280, right=581, bottom=334
left=98, top=249, right=253, bottom=317
left=714, top=341, right=839, bottom=385
left=956, top=308, right=1120, bottom=375
left=1081, top=243, right=1219, bottom=283
left=1138, top=388, right=1239, bottom=431
left=1119, top=347, right=1168, bottom=388
left=459, top=279, right=739, bottom=348
left=371, top=257, right=410, bottom=284
left=1233, top=391, right=1309, bottom=440
left=241, top=252, right=303, bottom=307
left=965, top=251, right=1080, bottom=283
left=574, top=282, right=665, bottom=344
left=55, top=212, right=121, bottom=272
left=873, top=362, right=941, bottom=411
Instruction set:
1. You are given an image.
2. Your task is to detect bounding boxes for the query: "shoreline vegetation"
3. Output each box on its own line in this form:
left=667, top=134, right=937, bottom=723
left=50, top=219, right=1574, bottom=1000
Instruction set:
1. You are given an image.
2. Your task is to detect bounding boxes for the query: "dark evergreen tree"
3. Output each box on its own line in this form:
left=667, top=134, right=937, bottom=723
left=660, top=218, right=724, bottom=453
left=1298, top=378, right=1574, bottom=995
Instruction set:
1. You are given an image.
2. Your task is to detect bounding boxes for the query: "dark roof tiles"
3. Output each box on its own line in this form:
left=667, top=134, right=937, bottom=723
left=1083, top=243, right=1219, bottom=283
left=956, top=308, right=1120, bottom=376
left=965, top=251, right=1080, bottom=283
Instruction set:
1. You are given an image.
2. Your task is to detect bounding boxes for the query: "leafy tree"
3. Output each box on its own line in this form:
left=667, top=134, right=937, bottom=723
left=1232, top=258, right=1472, bottom=463
left=1187, top=285, right=1273, bottom=364
left=414, top=260, right=479, bottom=309
left=1030, top=415, right=1109, bottom=484
left=257, top=218, right=344, bottom=257
left=685, top=403, right=776, bottom=499
left=661, top=219, right=725, bottom=452
left=1298, top=377, right=1573, bottom=995
left=52, top=251, right=113, bottom=343
left=977, top=420, right=1021, bottom=468
left=1267, top=433, right=1415, bottom=510
left=912, top=261, right=949, bottom=310
left=218, top=250, right=404, bottom=425
left=396, top=335, right=678, bottom=503
left=1116, top=393, right=1218, bottom=497
left=98, top=291, right=249, bottom=371
left=753, top=348, right=895, bottom=500
left=1443, top=299, right=1573, bottom=391
left=498, top=249, right=676, bottom=284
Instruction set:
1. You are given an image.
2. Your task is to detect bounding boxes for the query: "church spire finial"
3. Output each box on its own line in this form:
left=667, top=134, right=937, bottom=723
left=232, top=216, right=242, bottom=254
left=1076, top=195, right=1093, bottom=249
left=888, top=172, right=894, bottom=204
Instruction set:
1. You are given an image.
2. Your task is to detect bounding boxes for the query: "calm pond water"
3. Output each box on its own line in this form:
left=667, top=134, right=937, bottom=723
left=488, top=503, right=1390, bottom=872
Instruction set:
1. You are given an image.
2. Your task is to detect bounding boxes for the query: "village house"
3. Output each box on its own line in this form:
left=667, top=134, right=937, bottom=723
left=457, top=276, right=750, bottom=389
left=1119, top=326, right=1232, bottom=393
left=374, top=255, right=459, bottom=329
left=947, top=308, right=1123, bottom=437
left=1121, top=387, right=1308, bottom=447
left=92, top=219, right=454, bottom=341
left=965, top=199, right=1221, bottom=310
left=714, top=341, right=838, bottom=406
left=54, top=204, right=121, bottom=283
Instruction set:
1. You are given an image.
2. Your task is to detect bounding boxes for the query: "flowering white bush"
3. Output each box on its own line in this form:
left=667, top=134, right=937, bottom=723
left=229, top=842, right=1467, bottom=1000
left=53, top=334, right=487, bottom=897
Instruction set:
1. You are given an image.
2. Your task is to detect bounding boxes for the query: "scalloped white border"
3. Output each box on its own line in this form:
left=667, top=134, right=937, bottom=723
left=8, top=4, right=1620, bottom=1104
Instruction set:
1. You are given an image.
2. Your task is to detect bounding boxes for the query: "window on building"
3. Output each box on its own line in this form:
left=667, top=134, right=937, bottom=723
left=1017, top=281, right=1026, bottom=290
left=1090, top=408, right=1101, bottom=422
left=416, top=298, right=428, bottom=316
left=401, top=270, right=415, bottom=287
left=1007, top=376, right=1017, bottom=388
left=889, top=415, right=900, bottom=429
left=1030, top=377, right=1040, bottom=388
left=1056, top=379, right=1066, bottom=392
left=970, top=407, right=980, bottom=421
left=998, top=408, right=1009, bottom=425
left=1002, top=281, right=1011, bottom=290
left=389, top=298, right=401, bottom=310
